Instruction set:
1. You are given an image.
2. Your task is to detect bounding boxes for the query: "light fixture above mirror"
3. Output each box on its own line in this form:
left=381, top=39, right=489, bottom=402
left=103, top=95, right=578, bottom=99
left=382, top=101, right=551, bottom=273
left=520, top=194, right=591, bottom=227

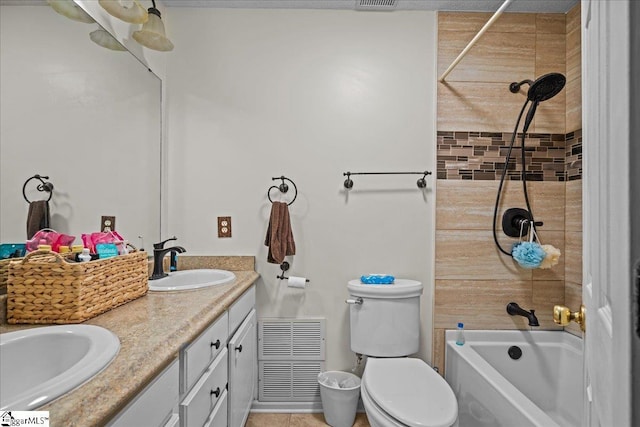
left=132, top=0, right=174, bottom=52
left=46, top=0, right=94, bottom=23
left=90, top=28, right=127, bottom=51
left=98, top=0, right=148, bottom=24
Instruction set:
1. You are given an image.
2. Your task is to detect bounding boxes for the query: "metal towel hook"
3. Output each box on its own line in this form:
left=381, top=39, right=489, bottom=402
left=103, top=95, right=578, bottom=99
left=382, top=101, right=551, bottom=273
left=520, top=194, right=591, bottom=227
left=23, top=174, right=54, bottom=203
left=267, top=176, right=298, bottom=205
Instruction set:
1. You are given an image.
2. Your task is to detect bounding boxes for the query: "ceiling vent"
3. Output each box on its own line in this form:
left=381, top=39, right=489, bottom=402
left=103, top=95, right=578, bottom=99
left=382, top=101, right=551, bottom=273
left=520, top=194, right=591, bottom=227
left=355, top=0, right=398, bottom=11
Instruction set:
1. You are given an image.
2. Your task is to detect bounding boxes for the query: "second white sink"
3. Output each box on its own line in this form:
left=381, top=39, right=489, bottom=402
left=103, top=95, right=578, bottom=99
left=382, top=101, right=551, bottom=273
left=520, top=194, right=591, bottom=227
left=149, top=269, right=236, bottom=291
left=0, top=324, right=120, bottom=411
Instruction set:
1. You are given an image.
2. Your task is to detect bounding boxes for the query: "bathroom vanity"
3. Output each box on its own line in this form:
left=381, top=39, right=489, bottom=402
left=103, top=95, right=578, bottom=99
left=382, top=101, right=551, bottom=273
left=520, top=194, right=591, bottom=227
left=108, top=286, right=256, bottom=427
left=0, top=257, right=259, bottom=427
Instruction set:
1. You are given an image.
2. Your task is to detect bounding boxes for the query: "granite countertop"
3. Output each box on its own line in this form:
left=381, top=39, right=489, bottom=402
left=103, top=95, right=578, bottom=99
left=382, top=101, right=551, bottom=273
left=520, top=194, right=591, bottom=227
left=0, top=256, right=259, bottom=427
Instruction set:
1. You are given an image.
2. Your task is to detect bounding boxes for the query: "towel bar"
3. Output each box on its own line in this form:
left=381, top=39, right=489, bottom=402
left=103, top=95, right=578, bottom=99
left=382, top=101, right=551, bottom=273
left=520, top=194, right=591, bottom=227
left=343, top=171, right=432, bottom=189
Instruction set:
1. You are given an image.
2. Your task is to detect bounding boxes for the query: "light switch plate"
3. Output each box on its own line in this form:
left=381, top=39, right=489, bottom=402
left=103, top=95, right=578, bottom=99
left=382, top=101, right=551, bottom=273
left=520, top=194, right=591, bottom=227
left=218, top=216, right=232, bottom=238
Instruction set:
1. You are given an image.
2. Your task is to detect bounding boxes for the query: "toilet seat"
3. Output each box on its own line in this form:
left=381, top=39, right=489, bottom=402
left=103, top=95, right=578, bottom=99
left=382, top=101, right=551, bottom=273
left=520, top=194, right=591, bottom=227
left=363, top=358, right=458, bottom=427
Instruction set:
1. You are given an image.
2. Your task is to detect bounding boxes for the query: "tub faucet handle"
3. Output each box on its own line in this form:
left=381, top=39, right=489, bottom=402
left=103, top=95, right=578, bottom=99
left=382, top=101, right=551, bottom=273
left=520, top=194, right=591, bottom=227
left=553, top=304, right=586, bottom=331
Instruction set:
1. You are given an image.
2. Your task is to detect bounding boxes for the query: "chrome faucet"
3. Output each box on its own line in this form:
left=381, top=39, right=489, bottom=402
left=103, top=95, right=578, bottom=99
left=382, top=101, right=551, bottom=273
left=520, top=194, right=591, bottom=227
left=150, top=236, right=186, bottom=280
left=506, top=302, right=540, bottom=326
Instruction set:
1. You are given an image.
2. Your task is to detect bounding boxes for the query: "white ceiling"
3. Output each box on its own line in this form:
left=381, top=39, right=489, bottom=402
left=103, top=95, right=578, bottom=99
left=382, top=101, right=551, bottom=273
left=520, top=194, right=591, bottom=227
left=160, top=0, right=579, bottom=13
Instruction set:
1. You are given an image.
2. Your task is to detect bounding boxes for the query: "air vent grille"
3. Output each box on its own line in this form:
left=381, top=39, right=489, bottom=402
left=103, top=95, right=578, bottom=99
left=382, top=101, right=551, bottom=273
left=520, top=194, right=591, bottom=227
left=259, top=361, right=324, bottom=401
left=259, top=318, right=325, bottom=360
left=355, top=0, right=398, bottom=10
left=258, top=318, right=325, bottom=402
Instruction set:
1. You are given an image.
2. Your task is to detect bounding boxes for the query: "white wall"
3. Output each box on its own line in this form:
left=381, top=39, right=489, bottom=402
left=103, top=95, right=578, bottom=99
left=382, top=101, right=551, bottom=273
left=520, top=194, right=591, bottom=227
left=0, top=6, right=161, bottom=246
left=166, top=8, right=437, bottom=370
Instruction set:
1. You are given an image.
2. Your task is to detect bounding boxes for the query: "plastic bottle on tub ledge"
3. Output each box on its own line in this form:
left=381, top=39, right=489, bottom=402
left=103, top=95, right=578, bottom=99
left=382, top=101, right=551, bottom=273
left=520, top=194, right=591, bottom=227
left=455, top=322, right=465, bottom=346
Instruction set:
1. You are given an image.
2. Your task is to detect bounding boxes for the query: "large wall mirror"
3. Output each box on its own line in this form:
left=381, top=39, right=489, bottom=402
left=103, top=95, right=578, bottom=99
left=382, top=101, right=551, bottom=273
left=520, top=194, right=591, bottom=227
left=0, top=1, right=162, bottom=249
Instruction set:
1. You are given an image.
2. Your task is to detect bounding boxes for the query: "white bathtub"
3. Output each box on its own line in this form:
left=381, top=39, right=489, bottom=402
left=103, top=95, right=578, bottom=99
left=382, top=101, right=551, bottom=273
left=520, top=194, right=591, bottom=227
left=444, top=330, right=583, bottom=427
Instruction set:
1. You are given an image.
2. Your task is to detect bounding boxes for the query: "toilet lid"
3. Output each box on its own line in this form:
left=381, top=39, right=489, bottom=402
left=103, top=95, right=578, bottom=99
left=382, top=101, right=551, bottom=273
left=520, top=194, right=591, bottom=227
left=364, top=358, right=457, bottom=427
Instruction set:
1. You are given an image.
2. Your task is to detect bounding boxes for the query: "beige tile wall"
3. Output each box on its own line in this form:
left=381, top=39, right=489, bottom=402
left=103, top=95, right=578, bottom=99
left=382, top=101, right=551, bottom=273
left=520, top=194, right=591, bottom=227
left=564, top=4, right=583, bottom=337
left=438, top=12, right=567, bottom=133
left=433, top=5, right=583, bottom=371
left=566, top=4, right=582, bottom=132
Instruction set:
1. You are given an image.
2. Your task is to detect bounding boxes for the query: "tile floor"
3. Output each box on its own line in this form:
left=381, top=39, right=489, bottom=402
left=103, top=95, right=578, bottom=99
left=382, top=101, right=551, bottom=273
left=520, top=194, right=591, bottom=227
left=246, top=412, right=370, bottom=427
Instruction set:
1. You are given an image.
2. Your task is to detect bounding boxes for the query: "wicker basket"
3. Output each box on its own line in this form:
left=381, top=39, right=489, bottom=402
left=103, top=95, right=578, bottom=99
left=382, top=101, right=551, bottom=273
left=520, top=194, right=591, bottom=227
left=7, top=250, right=148, bottom=324
left=0, top=257, right=14, bottom=290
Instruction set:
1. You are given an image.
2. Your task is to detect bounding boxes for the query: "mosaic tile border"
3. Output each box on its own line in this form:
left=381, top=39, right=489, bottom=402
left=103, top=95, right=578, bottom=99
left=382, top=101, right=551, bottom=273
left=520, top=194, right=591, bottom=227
left=437, top=130, right=582, bottom=181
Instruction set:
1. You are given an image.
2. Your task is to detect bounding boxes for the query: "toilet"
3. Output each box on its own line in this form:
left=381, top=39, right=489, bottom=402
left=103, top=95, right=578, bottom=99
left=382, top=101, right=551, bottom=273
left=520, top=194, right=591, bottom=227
left=347, top=279, right=458, bottom=427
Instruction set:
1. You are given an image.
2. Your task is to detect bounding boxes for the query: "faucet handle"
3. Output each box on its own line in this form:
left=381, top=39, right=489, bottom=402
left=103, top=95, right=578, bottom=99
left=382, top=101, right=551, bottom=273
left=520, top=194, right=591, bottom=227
left=153, top=236, right=177, bottom=250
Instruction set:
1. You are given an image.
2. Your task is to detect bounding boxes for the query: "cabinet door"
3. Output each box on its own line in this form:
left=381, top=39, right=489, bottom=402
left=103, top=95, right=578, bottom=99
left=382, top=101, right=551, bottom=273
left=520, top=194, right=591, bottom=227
left=108, top=359, right=179, bottom=427
left=228, top=309, right=256, bottom=427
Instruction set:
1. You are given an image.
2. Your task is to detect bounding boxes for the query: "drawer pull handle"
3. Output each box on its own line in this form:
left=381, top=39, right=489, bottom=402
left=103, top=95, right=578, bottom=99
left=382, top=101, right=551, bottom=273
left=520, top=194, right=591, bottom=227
left=211, top=339, right=221, bottom=349
left=235, top=344, right=243, bottom=352
left=211, top=387, right=221, bottom=398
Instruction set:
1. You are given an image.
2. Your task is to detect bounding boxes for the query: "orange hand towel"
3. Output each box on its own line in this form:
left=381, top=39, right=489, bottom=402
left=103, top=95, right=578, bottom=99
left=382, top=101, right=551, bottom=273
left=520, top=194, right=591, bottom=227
left=264, top=201, right=296, bottom=264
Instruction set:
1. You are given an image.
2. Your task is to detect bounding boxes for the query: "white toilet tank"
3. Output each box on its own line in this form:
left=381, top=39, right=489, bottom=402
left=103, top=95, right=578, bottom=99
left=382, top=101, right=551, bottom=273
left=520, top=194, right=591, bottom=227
left=347, top=279, right=423, bottom=357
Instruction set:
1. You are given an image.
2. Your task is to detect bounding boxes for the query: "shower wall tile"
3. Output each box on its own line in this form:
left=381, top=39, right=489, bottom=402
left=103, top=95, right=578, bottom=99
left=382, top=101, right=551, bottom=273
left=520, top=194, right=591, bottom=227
left=438, top=12, right=567, bottom=134
left=532, top=280, right=565, bottom=330
left=566, top=4, right=582, bottom=83
left=536, top=13, right=566, bottom=34
left=436, top=180, right=525, bottom=230
left=530, top=181, right=566, bottom=231
left=565, top=179, right=582, bottom=231
left=438, top=12, right=536, bottom=34
left=565, top=129, right=582, bottom=180
left=532, top=91, right=566, bottom=134
left=432, top=328, right=446, bottom=376
left=436, top=180, right=565, bottom=231
left=566, top=3, right=582, bottom=132
left=566, top=75, right=582, bottom=133
left=437, top=82, right=527, bottom=132
left=434, top=279, right=533, bottom=329
left=566, top=3, right=581, bottom=34
left=565, top=231, right=583, bottom=285
left=437, top=31, right=535, bottom=82
left=437, top=131, right=567, bottom=181
left=435, top=230, right=531, bottom=281
left=535, top=33, right=566, bottom=77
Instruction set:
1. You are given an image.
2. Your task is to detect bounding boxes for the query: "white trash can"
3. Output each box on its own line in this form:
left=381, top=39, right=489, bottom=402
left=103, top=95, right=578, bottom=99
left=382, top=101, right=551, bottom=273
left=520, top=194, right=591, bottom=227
left=318, top=371, right=361, bottom=427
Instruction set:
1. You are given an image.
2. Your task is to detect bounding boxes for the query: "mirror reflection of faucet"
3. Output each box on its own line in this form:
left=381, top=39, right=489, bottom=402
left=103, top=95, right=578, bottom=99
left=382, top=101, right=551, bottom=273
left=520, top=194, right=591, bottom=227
left=149, top=236, right=186, bottom=280
left=506, top=302, right=540, bottom=326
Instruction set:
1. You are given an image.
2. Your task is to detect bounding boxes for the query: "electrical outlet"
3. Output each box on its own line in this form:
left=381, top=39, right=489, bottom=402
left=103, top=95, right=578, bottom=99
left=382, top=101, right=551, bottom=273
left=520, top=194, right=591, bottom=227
left=218, top=216, right=232, bottom=238
left=101, top=216, right=116, bottom=232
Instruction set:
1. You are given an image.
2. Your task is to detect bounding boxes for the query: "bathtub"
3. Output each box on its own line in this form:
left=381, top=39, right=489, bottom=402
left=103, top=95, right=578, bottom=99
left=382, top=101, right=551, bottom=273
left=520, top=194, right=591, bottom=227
left=444, top=330, right=583, bottom=427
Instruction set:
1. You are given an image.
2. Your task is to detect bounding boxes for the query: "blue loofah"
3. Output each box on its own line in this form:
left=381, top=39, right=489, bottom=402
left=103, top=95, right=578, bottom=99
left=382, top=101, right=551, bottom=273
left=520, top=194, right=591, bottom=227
left=511, top=242, right=546, bottom=269
left=360, top=274, right=395, bottom=285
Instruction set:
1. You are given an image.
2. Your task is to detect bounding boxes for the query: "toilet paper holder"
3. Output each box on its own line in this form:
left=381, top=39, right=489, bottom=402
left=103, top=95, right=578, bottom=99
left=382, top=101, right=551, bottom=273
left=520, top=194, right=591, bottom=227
left=276, top=261, right=310, bottom=282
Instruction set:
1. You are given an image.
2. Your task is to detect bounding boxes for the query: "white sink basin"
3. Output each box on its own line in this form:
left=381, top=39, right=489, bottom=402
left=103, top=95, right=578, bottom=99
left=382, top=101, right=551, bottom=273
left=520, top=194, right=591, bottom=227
left=0, top=324, right=120, bottom=411
left=148, top=269, right=236, bottom=291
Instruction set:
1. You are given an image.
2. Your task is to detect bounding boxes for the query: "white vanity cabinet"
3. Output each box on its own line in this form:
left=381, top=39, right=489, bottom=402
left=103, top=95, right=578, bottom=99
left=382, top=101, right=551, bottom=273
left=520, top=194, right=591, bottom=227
left=107, top=358, right=179, bottom=427
left=180, top=284, right=256, bottom=427
left=228, top=308, right=256, bottom=427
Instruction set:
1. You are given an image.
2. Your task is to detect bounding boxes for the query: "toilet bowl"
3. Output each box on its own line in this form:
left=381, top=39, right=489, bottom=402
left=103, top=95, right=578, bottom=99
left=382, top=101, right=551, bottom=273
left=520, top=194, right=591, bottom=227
left=360, top=358, right=457, bottom=427
left=347, top=279, right=458, bottom=427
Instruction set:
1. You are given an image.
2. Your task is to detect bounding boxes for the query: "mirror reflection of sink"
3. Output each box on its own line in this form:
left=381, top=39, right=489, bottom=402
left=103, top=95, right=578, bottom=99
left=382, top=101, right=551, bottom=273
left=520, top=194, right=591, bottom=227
left=149, top=269, right=236, bottom=292
left=0, top=324, right=120, bottom=411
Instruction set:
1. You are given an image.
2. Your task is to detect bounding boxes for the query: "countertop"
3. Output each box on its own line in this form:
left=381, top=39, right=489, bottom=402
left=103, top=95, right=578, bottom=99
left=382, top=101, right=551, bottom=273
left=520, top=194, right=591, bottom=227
left=0, top=257, right=259, bottom=427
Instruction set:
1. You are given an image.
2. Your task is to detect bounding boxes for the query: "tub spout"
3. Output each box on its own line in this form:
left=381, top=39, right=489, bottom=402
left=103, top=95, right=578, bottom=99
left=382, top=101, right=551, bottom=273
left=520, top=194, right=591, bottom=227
left=506, top=302, right=539, bottom=326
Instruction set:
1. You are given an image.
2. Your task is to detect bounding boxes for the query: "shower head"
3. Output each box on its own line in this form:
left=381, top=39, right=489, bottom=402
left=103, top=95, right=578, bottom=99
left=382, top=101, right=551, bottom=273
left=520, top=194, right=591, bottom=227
left=527, top=73, right=566, bottom=102
left=509, top=73, right=566, bottom=102
left=513, top=72, right=566, bottom=134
